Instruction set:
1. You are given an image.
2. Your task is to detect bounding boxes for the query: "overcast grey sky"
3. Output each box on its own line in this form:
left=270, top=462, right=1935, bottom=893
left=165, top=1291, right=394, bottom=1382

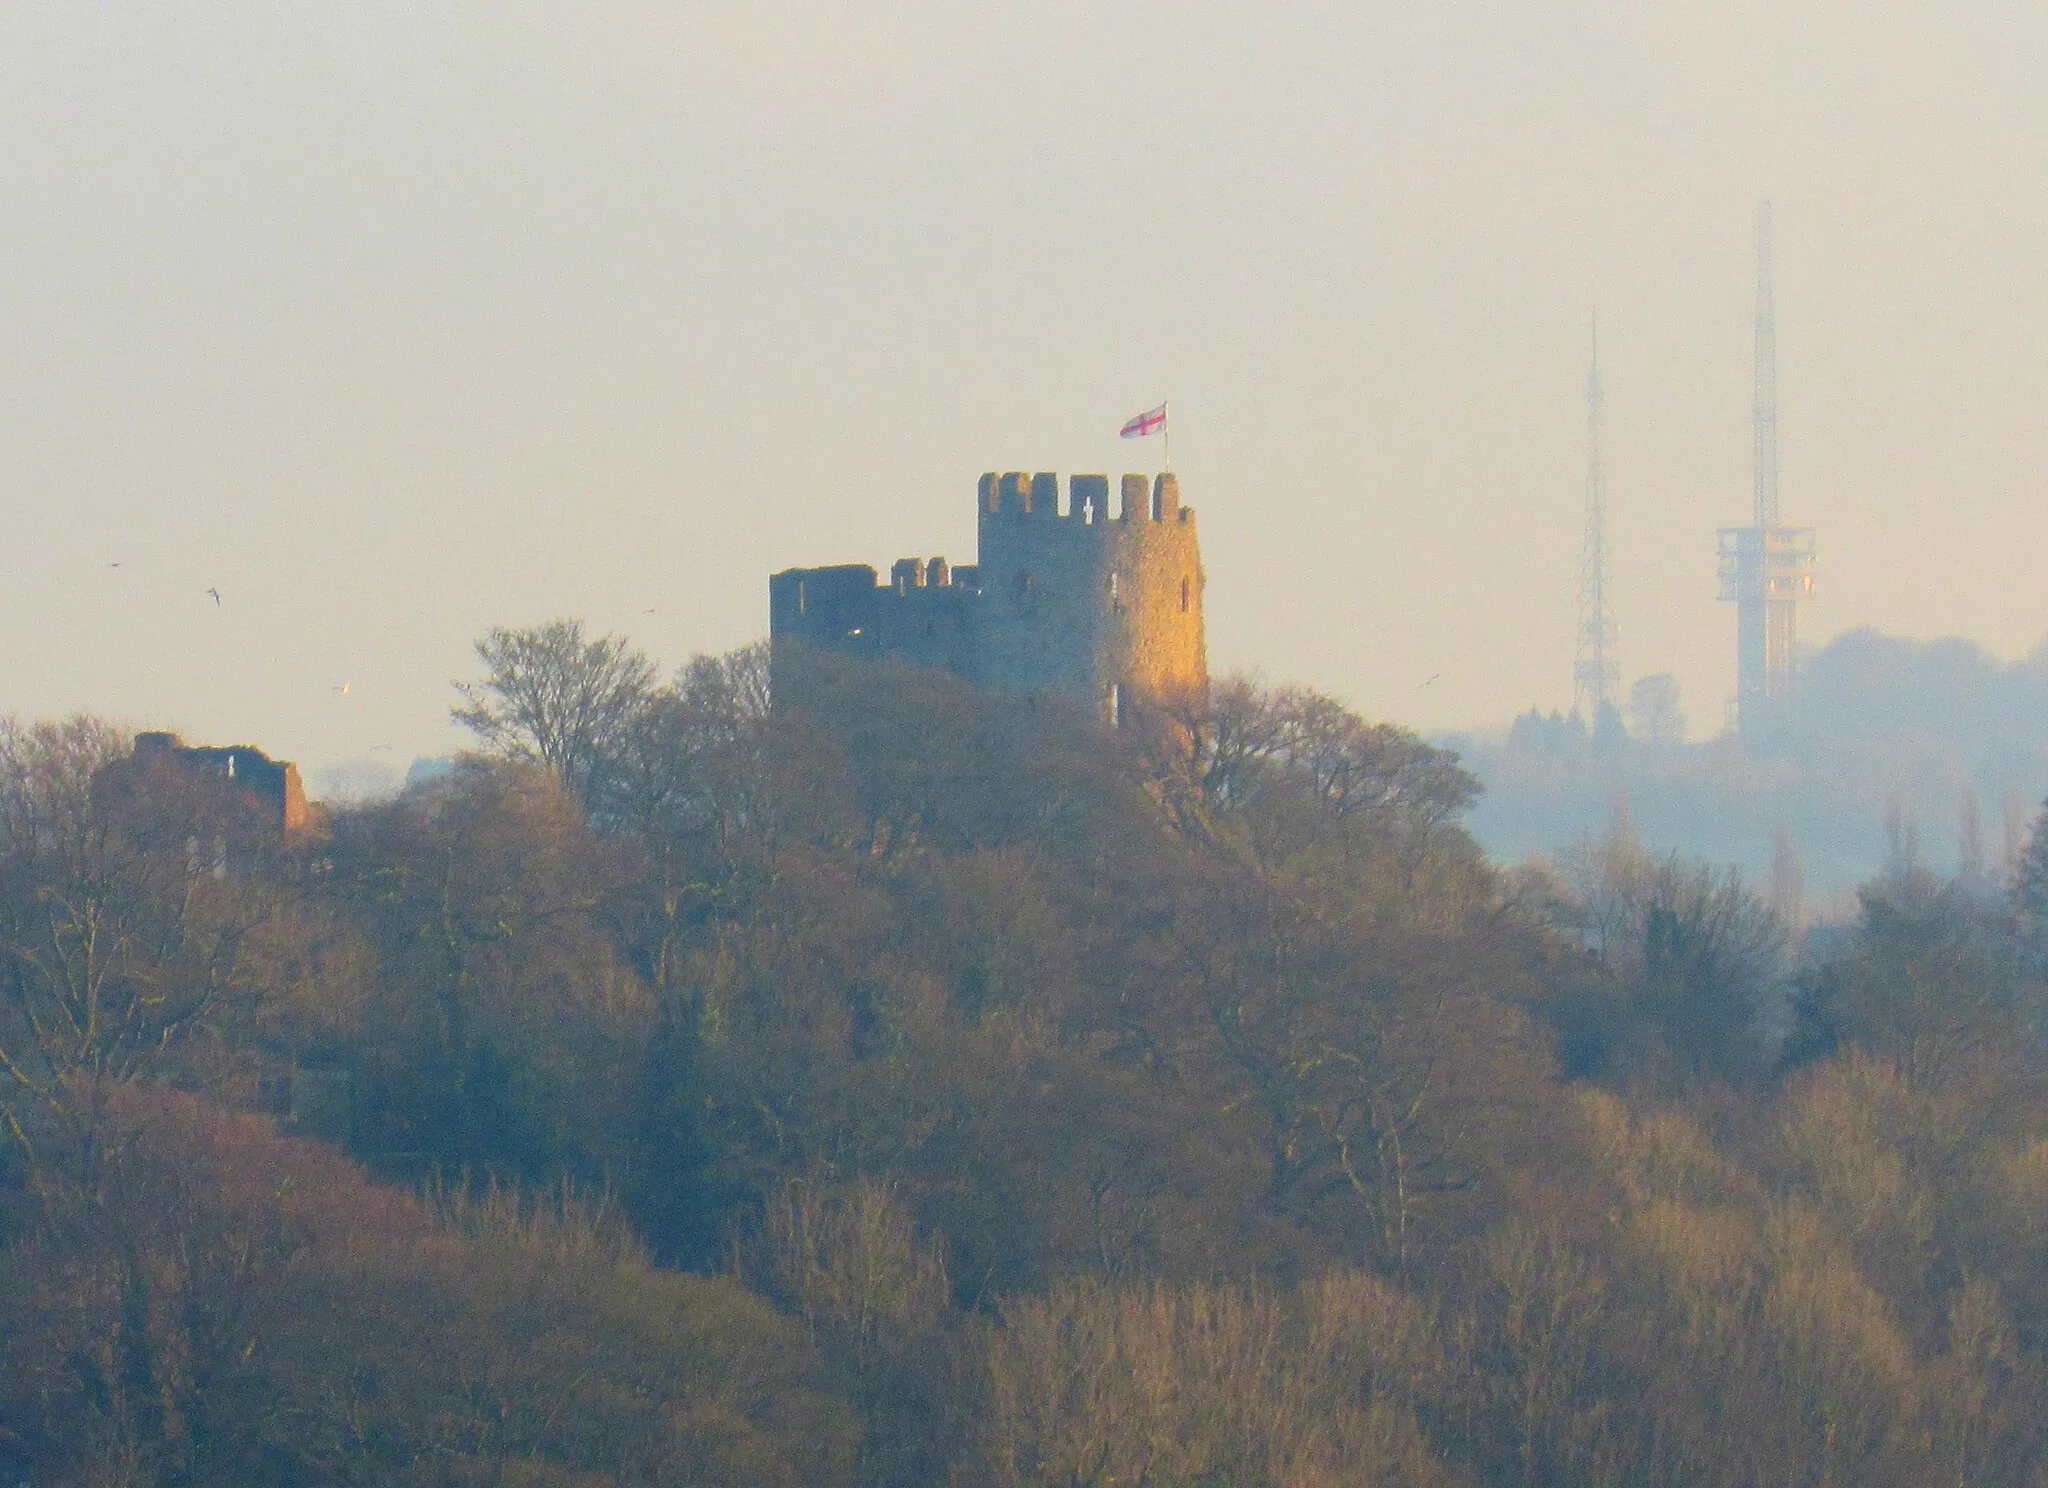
left=3, top=2, right=2044, bottom=782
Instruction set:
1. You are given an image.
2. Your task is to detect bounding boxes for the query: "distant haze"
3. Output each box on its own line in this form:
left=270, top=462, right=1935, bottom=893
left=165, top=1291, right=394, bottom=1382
left=1457, top=627, right=2048, bottom=907
left=4, top=4, right=2045, bottom=783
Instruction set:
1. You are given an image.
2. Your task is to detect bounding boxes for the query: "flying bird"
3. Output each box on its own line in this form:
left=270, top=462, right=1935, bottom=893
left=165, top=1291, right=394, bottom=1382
left=106, top=561, right=123, bottom=569
left=1417, top=674, right=1440, bottom=689
left=334, top=683, right=352, bottom=695
left=204, top=587, right=222, bottom=606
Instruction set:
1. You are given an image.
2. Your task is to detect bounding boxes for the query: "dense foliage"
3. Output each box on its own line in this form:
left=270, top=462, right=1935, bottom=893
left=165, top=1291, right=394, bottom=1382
left=5, top=629, right=2048, bottom=1486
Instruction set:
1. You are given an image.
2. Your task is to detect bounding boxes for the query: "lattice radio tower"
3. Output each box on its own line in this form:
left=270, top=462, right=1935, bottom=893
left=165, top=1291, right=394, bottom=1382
left=1718, top=202, right=1816, bottom=736
left=1573, top=315, right=1619, bottom=724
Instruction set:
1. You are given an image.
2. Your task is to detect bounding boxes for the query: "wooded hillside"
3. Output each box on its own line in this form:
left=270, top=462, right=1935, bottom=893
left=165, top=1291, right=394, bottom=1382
left=5, top=629, right=2047, bottom=1486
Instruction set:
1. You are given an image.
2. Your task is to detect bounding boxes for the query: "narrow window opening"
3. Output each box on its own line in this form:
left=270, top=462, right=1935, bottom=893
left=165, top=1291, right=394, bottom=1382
left=798, top=580, right=808, bottom=614
left=1180, top=576, right=1191, bottom=613
left=1110, top=682, right=1124, bottom=728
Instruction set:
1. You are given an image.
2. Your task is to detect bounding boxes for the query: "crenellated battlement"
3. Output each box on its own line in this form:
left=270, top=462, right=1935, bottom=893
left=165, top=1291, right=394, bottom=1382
left=772, top=468, right=1206, bottom=718
left=977, top=471, right=1195, bottom=526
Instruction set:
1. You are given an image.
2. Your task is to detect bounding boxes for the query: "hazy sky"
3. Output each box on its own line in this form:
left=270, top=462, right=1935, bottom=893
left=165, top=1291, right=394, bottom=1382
left=4, top=3, right=2044, bottom=786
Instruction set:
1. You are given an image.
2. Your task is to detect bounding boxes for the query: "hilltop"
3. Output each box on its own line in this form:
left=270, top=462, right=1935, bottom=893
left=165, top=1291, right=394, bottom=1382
left=4, top=628, right=2048, bottom=1485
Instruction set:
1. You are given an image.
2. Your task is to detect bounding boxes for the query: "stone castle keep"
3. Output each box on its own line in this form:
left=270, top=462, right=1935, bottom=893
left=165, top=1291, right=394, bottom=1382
left=770, top=471, right=1206, bottom=719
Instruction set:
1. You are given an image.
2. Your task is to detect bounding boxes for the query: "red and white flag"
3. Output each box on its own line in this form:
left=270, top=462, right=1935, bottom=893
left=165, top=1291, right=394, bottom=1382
left=1119, top=403, right=1167, bottom=439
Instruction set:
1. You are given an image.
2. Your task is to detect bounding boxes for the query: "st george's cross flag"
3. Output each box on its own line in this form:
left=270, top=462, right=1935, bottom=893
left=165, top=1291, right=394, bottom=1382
left=1119, top=403, right=1167, bottom=439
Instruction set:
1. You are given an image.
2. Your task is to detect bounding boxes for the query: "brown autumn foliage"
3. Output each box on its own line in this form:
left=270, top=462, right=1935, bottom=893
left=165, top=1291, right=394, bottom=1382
left=6, top=634, right=2048, bottom=1485
left=0, top=1084, right=854, bottom=1487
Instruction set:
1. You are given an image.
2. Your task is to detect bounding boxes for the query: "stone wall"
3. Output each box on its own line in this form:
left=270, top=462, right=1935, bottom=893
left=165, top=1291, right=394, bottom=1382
left=98, top=732, right=311, bottom=840
left=768, top=559, right=977, bottom=681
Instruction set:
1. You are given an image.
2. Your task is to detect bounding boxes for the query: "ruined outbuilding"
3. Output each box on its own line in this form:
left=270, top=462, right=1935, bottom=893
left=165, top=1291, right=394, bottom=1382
left=94, top=731, right=313, bottom=841
left=770, top=471, right=1207, bottom=720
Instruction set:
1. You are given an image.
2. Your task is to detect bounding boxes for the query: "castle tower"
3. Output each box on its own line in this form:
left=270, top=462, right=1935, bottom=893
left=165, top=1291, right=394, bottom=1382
left=972, top=470, right=1206, bottom=718
left=768, top=469, right=1207, bottom=721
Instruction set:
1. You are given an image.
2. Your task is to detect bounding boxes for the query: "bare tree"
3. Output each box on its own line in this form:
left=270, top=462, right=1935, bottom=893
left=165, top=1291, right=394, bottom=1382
left=594, top=643, right=778, bottom=1001
left=1554, top=820, right=1790, bottom=1083
left=1269, top=686, right=1480, bottom=838
left=1625, top=673, right=1685, bottom=744
left=2011, top=793, right=2048, bottom=973
left=1142, top=676, right=1478, bottom=865
left=0, top=717, right=279, bottom=1176
left=451, top=619, right=659, bottom=808
left=1958, top=787, right=1986, bottom=891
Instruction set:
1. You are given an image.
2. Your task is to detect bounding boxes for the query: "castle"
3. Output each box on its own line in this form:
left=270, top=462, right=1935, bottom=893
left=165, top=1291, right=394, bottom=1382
left=770, top=471, right=1206, bottom=720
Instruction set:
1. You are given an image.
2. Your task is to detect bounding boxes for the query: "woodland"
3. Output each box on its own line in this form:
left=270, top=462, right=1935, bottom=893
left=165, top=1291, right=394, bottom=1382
left=5, top=622, right=2048, bottom=1486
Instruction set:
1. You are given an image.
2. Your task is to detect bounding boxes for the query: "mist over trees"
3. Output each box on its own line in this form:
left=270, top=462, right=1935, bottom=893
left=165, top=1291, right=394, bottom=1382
left=7, top=623, right=2048, bottom=1484
left=1461, top=625, right=2048, bottom=906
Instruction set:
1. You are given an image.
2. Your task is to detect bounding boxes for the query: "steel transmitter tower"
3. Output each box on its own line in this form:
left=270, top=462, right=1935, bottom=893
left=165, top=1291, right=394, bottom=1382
left=1573, top=316, right=1619, bottom=725
left=1718, top=203, right=1815, bottom=737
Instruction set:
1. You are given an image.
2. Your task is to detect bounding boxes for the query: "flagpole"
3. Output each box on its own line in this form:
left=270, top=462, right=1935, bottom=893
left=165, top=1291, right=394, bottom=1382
left=1163, top=401, right=1171, bottom=474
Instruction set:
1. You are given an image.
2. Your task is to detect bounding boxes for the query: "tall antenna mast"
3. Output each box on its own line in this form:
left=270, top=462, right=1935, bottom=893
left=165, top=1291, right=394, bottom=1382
left=1573, top=313, right=1619, bottom=723
left=1754, top=202, right=1779, bottom=527
left=1719, top=199, right=1814, bottom=737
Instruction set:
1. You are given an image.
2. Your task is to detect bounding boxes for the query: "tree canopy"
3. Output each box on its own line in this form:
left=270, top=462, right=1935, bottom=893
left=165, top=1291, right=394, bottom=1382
left=7, top=631, right=2048, bottom=1486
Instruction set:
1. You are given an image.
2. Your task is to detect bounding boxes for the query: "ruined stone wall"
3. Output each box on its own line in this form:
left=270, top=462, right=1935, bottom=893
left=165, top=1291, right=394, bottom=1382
left=104, top=732, right=311, bottom=839
left=769, top=558, right=976, bottom=683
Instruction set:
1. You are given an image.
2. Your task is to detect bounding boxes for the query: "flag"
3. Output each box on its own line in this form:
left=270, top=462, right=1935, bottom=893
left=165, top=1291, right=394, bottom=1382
left=1119, top=403, right=1167, bottom=439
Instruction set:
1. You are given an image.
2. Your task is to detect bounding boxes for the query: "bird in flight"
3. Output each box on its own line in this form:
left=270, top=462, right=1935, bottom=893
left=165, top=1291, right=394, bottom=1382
left=204, top=587, right=222, bottom=606
left=334, top=683, right=352, bottom=695
left=107, top=561, right=123, bottom=569
left=1417, top=674, right=1440, bottom=689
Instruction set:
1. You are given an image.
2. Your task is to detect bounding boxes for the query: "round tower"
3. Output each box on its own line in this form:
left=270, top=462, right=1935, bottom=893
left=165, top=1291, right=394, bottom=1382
left=972, top=470, right=1206, bottom=719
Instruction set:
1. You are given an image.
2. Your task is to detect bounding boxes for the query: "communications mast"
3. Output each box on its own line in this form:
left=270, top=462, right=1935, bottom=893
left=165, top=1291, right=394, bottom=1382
left=1573, top=317, right=1619, bottom=728
left=1719, top=203, right=1815, bottom=737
